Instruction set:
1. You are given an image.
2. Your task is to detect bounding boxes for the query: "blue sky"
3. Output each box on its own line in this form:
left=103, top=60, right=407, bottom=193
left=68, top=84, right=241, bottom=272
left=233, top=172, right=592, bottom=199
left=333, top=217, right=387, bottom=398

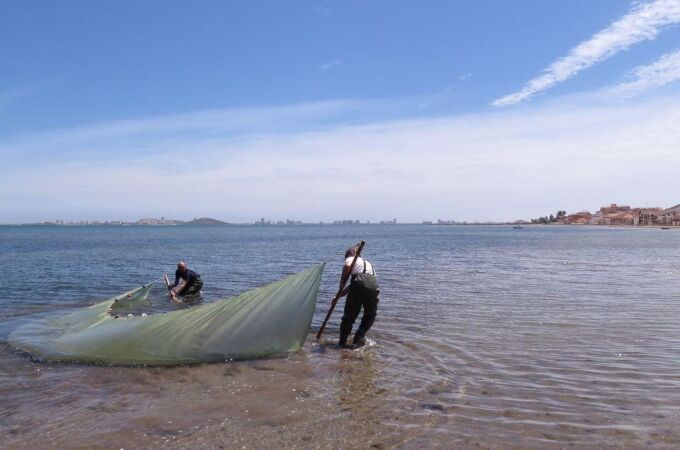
left=1, top=0, right=680, bottom=223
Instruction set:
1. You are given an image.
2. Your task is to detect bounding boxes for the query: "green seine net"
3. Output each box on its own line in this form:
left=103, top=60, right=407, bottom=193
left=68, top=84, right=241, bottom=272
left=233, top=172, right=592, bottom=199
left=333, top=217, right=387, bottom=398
left=9, top=263, right=325, bottom=366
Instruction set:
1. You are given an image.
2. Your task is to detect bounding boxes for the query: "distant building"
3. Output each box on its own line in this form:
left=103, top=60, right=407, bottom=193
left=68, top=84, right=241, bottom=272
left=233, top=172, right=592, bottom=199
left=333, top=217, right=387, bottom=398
left=609, top=211, right=636, bottom=225
left=662, top=204, right=680, bottom=226
left=600, top=203, right=630, bottom=215
left=592, top=204, right=669, bottom=226
left=565, top=211, right=592, bottom=225
left=637, top=207, right=664, bottom=226
left=596, top=203, right=638, bottom=225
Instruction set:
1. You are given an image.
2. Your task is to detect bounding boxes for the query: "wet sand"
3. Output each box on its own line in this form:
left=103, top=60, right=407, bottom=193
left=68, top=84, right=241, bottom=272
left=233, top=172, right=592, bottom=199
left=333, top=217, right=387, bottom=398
left=3, top=327, right=680, bottom=449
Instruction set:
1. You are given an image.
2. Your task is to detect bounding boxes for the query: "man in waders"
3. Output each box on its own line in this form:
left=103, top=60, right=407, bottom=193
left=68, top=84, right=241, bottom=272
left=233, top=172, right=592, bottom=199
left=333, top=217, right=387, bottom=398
left=338, top=246, right=380, bottom=347
left=170, top=261, right=203, bottom=300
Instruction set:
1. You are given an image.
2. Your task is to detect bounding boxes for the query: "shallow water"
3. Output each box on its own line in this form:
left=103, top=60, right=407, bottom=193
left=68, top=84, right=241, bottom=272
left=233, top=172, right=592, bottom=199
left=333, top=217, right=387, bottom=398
left=2, top=225, right=680, bottom=448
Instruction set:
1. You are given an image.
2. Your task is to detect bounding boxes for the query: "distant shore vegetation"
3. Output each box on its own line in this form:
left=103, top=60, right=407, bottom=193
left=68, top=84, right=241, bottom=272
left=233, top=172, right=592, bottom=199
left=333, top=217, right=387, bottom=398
left=531, top=210, right=567, bottom=224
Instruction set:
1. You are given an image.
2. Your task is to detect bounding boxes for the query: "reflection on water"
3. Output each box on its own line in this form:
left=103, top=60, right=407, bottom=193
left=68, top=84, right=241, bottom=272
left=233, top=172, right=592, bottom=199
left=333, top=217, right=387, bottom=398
left=2, top=225, right=680, bottom=448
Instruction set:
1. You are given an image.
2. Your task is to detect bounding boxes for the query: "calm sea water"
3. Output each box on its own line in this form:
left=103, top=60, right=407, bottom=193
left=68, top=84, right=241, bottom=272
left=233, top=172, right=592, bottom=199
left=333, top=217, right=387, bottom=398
left=2, top=224, right=680, bottom=448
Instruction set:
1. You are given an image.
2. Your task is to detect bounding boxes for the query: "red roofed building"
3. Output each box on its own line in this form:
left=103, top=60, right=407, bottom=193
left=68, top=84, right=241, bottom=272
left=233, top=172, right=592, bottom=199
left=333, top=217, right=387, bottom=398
left=608, top=211, right=636, bottom=225
left=565, top=211, right=592, bottom=225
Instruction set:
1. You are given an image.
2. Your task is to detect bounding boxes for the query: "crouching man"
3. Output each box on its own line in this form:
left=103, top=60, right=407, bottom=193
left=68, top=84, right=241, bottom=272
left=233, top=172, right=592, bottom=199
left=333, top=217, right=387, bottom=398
left=171, top=261, right=203, bottom=300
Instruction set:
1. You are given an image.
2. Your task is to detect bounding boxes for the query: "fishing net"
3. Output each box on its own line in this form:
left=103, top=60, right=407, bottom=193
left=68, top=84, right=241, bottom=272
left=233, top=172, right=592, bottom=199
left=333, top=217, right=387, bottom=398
left=9, top=263, right=324, bottom=366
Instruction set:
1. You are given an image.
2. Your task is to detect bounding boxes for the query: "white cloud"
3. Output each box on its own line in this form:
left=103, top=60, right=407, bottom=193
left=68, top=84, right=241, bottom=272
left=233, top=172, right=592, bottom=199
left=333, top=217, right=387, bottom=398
left=607, top=48, right=680, bottom=96
left=493, top=0, right=680, bottom=106
left=320, top=60, right=344, bottom=70
left=2, top=92, right=680, bottom=223
left=0, top=100, right=359, bottom=166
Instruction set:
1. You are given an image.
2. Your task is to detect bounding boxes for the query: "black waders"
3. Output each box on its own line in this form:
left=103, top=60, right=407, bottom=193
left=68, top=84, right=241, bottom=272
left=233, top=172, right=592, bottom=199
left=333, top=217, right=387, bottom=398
left=339, top=271, right=379, bottom=346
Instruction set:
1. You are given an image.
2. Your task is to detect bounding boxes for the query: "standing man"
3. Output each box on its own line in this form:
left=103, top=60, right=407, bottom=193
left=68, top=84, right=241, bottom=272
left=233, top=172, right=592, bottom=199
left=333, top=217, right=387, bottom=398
left=338, top=245, right=380, bottom=347
left=170, top=261, right=203, bottom=300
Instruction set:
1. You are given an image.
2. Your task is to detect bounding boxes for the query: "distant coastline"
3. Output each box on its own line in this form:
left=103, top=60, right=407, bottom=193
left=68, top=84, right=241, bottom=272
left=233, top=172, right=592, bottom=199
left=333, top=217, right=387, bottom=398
left=528, top=203, right=680, bottom=228
left=3, top=222, right=677, bottom=229
left=3, top=201, right=679, bottom=227
left=12, top=217, right=231, bottom=227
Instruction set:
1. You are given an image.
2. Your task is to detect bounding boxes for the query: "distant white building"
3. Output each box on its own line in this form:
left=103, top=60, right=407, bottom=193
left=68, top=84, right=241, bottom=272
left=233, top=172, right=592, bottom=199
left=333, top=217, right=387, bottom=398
left=663, top=204, right=680, bottom=226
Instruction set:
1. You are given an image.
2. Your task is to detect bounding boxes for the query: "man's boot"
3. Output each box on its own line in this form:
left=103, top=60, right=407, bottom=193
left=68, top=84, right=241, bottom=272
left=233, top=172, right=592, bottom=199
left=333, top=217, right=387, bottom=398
left=352, top=331, right=366, bottom=347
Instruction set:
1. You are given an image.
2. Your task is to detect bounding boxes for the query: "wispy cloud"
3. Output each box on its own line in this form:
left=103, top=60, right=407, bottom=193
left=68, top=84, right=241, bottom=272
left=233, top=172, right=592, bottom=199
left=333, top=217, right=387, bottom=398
left=319, top=60, right=343, bottom=70
left=493, top=0, right=680, bottom=107
left=0, top=86, right=39, bottom=110
left=443, top=73, right=474, bottom=92
left=314, top=3, right=332, bottom=16
left=0, top=100, right=361, bottom=166
left=2, top=91, right=680, bottom=223
left=607, top=48, right=680, bottom=96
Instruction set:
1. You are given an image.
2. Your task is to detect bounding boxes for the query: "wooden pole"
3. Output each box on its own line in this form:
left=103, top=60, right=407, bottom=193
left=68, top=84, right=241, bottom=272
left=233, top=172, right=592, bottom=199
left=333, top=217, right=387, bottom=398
left=164, top=273, right=180, bottom=303
left=316, top=240, right=365, bottom=341
left=163, top=273, right=172, bottom=292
